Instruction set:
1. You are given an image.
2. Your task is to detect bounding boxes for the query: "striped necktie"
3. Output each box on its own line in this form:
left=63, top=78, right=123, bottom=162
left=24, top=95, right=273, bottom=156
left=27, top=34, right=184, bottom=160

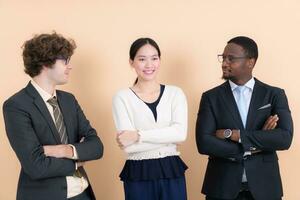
left=47, top=97, right=82, bottom=178
left=47, top=97, right=68, bottom=144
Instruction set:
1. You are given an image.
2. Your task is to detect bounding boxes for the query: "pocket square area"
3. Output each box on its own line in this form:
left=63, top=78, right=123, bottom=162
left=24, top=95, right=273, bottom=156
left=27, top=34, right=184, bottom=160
left=258, top=104, right=271, bottom=110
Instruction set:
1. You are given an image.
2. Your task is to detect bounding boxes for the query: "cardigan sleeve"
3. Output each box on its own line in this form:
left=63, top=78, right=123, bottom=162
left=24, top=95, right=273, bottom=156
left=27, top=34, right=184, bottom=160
left=112, top=93, right=166, bottom=153
left=138, top=88, right=188, bottom=144
left=112, top=94, right=135, bottom=131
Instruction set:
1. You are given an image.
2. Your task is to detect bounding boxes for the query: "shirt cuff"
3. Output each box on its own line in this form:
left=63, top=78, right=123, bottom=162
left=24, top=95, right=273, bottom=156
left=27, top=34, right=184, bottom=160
left=69, top=144, right=79, bottom=160
left=244, top=151, right=252, bottom=156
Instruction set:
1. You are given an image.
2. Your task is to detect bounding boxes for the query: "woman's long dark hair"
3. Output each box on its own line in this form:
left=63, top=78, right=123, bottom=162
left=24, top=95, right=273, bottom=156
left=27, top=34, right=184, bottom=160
left=129, top=38, right=161, bottom=85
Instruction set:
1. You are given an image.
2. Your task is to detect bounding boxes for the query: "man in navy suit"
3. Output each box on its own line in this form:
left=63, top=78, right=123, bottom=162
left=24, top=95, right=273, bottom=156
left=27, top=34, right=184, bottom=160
left=3, top=33, right=103, bottom=200
left=196, top=36, right=293, bottom=200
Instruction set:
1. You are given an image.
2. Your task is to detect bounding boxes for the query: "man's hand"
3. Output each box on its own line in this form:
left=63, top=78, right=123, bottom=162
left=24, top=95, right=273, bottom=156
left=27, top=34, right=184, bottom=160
left=262, top=115, right=279, bottom=130
left=116, top=130, right=139, bottom=148
left=43, top=144, right=74, bottom=159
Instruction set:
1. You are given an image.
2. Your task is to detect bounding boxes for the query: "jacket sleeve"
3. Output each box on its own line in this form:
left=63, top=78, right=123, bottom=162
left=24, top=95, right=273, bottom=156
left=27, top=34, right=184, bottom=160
left=240, top=89, right=293, bottom=152
left=196, top=93, right=243, bottom=160
left=3, top=100, right=76, bottom=180
left=72, top=96, right=104, bottom=161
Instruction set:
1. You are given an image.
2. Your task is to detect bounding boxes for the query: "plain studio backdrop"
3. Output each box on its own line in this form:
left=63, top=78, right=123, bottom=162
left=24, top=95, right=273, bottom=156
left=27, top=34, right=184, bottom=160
left=0, top=1, right=299, bottom=199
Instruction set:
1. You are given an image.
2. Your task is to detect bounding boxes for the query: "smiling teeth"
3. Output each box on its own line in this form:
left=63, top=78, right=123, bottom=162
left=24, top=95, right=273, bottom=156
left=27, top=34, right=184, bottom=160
left=144, top=70, right=154, bottom=74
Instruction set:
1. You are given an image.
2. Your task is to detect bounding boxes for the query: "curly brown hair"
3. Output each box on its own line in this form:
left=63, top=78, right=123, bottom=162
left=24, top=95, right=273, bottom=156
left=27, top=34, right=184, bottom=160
left=22, top=32, right=76, bottom=77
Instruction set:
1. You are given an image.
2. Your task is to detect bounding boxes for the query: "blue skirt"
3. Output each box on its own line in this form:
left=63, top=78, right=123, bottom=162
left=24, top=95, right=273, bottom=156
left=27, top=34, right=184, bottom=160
left=120, top=156, right=188, bottom=181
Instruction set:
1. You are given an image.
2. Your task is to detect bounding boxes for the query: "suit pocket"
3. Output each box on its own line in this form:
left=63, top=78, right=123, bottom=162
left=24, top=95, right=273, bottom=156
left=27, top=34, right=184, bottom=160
left=257, top=106, right=272, bottom=113
left=263, top=154, right=278, bottom=162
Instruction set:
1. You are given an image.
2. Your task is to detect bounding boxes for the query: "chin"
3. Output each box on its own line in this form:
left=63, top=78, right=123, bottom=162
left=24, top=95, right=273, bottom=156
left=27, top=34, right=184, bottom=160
left=57, top=80, right=68, bottom=85
left=222, top=74, right=229, bottom=80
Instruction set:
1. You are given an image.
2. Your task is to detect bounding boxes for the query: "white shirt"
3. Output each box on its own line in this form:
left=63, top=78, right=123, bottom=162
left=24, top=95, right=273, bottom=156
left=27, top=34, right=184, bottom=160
left=112, top=85, right=188, bottom=160
left=31, top=80, right=88, bottom=198
left=229, top=77, right=255, bottom=117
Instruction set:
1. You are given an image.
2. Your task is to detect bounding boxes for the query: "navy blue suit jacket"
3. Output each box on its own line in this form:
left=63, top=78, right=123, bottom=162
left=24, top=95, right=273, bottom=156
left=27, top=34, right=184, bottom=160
left=196, top=79, right=293, bottom=200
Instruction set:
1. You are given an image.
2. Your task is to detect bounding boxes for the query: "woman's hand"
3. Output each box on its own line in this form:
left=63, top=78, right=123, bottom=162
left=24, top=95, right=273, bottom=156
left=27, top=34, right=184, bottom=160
left=116, top=130, right=140, bottom=148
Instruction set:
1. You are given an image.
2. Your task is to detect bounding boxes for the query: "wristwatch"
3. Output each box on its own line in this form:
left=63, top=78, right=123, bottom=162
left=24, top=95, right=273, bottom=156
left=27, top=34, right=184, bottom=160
left=223, top=129, right=232, bottom=139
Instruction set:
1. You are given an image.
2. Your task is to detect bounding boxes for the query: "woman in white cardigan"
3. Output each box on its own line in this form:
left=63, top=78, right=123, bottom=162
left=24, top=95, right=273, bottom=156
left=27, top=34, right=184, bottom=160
left=112, top=38, right=188, bottom=200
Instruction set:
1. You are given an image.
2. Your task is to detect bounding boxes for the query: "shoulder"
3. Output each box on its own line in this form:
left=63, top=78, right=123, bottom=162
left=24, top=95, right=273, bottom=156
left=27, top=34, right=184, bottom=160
left=164, top=85, right=186, bottom=96
left=56, top=90, right=75, bottom=99
left=112, top=88, right=132, bottom=105
left=202, top=81, right=227, bottom=97
left=113, top=88, right=131, bottom=100
left=255, top=79, right=284, bottom=93
left=3, top=87, right=30, bottom=110
left=56, top=90, right=77, bottom=103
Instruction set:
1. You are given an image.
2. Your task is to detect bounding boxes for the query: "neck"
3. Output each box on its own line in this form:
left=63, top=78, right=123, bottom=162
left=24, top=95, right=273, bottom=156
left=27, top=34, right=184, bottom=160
left=32, top=75, right=56, bottom=96
left=231, top=75, right=253, bottom=86
left=134, top=79, right=160, bottom=93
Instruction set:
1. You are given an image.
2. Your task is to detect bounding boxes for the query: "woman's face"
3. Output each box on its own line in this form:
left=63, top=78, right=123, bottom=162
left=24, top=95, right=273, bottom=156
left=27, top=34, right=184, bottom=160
left=130, top=44, right=160, bottom=82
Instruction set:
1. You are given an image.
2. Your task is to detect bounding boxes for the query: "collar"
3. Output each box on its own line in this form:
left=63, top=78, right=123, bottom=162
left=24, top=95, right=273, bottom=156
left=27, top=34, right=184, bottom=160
left=30, top=80, right=57, bottom=103
left=229, top=77, right=255, bottom=92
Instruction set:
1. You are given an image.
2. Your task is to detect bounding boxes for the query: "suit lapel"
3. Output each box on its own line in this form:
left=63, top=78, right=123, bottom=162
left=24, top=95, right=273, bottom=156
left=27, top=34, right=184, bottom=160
left=57, top=92, right=73, bottom=143
left=246, top=79, right=267, bottom=129
left=25, top=82, right=61, bottom=143
left=220, top=81, right=245, bottom=129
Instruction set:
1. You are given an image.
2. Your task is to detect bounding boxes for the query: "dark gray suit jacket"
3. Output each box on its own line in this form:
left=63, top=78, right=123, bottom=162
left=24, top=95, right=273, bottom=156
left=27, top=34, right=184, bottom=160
left=3, top=82, right=104, bottom=200
left=196, top=78, right=293, bottom=200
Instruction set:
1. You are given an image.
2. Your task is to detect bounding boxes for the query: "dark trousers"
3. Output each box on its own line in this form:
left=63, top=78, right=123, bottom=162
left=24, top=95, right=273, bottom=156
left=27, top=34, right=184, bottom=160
left=68, top=189, right=92, bottom=200
left=123, top=176, right=187, bottom=200
left=206, top=190, right=255, bottom=200
left=206, top=183, right=282, bottom=200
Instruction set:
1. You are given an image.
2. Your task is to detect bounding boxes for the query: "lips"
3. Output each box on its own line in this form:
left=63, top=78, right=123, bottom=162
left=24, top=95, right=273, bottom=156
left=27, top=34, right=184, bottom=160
left=222, top=68, right=231, bottom=73
left=143, top=70, right=155, bottom=75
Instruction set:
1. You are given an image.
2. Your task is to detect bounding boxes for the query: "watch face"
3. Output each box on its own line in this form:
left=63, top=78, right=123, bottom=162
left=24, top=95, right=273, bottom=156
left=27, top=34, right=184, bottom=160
left=224, top=129, right=232, bottom=138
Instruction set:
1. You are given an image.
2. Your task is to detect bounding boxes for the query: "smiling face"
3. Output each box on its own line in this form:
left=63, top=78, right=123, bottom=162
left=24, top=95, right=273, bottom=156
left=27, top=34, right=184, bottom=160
left=221, top=43, right=255, bottom=85
left=130, top=44, right=160, bottom=82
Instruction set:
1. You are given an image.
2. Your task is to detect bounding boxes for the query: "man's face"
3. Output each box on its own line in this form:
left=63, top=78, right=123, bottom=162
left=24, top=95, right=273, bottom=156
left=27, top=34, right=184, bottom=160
left=221, top=43, right=253, bottom=83
left=46, top=58, right=72, bottom=85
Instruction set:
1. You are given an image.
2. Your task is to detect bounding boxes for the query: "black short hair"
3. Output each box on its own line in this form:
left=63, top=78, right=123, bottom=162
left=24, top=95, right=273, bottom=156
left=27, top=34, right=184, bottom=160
left=22, top=32, right=76, bottom=77
left=228, top=36, right=258, bottom=61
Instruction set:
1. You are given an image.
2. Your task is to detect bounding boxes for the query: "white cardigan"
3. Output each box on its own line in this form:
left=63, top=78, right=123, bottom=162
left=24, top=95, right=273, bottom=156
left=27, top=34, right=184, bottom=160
left=112, top=85, right=188, bottom=160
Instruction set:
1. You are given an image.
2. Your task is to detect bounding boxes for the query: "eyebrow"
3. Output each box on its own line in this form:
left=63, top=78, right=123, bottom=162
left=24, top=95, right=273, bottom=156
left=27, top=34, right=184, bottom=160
left=136, top=54, right=159, bottom=58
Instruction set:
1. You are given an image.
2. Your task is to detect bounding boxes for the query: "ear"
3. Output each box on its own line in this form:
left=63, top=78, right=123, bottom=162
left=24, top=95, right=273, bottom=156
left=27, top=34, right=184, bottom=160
left=248, top=58, right=256, bottom=69
left=41, top=65, right=49, bottom=72
left=129, top=59, right=134, bottom=67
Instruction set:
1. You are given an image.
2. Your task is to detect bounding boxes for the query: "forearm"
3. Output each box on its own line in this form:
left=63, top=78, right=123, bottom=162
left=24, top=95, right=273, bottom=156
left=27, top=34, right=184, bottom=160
left=16, top=146, right=75, bottom=180
left=196, top=133, right=243, bottom=159
left=139, top=124, right=187, bottom=144
left=73, top=134, right=103, bottom=161
left=240, top=128, right=293, bottom=152
left=43, top=144, right=74, bottom=159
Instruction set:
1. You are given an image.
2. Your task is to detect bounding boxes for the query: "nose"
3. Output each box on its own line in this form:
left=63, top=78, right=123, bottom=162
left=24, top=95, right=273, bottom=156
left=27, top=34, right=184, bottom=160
left=145, top=60, right=151, bottom=68
left=222, top=58, right=230, bottom=68
left=67, top=63, right=72, bottom=70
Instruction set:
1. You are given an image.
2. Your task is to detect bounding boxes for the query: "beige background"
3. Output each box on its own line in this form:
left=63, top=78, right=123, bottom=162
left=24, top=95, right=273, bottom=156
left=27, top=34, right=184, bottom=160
left=0, top=1, right=299, bottom=199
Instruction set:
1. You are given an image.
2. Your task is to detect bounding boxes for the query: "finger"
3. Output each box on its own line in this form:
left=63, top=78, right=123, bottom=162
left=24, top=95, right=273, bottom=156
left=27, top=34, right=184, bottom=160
left=270, top=122, right=277, bottom=129
left=263, top=116, right=276, bottom=130
left=266, top=116, right=279, bottom=130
